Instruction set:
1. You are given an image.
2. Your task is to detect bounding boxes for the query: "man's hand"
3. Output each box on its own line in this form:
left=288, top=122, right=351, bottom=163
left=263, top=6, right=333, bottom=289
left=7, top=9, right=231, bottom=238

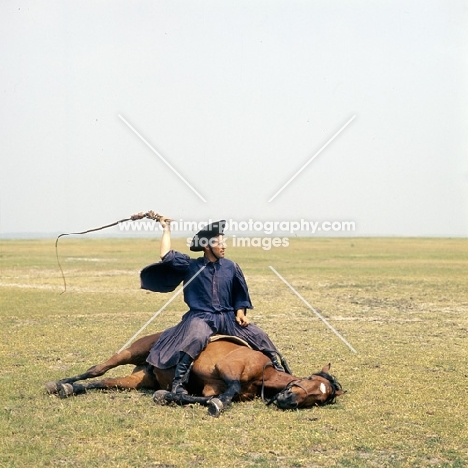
left=235, top=309, right=249, bottom=327
left=159, top=216, right=172, bottom=229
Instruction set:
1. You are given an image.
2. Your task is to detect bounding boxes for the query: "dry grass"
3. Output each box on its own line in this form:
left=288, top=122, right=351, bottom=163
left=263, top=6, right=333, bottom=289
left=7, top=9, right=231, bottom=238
left=1, top=237, right=467, bottom=467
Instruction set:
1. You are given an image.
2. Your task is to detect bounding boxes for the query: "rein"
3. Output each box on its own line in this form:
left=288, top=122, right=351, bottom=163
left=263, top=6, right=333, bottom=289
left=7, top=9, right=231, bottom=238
left=260, top=362, right=274, bottom=404
left=55, top=211, right=162, bottom=293
left=265, top=378, right=311, bottom=407
left=260, top=362, right=309, bottom=406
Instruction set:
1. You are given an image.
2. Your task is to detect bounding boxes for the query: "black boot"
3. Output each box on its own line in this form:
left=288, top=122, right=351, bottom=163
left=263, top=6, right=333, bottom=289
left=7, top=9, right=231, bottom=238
left=266, top=351, right=292, bottom=374
left=171, top=352, right=193, bottom=395
left=280, top=355, right=293, bottom=375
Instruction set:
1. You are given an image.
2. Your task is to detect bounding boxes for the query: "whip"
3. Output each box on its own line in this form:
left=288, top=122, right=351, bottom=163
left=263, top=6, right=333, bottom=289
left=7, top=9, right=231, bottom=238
left=55, top=211, right=163, bottom=293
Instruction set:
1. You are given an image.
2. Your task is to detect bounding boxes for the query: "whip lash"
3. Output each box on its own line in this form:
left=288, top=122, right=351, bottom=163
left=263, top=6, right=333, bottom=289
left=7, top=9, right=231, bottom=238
left=55, top=211, right=162, bottom=293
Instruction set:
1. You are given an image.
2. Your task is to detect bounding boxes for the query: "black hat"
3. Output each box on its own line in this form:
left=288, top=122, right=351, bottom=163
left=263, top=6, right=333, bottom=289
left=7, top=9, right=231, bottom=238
left=190, top=220, right=226, bottom=252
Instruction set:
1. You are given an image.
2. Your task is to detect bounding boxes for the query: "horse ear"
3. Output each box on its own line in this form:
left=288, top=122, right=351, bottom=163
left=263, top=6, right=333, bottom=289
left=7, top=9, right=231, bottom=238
left=335, top=390, right=345, bottom=396
left=322, top=363, right=331, bottom=373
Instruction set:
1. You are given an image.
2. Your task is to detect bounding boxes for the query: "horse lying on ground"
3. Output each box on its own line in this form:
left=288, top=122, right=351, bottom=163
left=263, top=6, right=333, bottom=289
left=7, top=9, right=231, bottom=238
left=46, top=331, right=344, bottom=417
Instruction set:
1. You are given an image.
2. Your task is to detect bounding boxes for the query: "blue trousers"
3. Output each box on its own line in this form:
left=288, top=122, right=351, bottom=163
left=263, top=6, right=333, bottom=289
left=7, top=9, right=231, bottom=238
left=146, top=310, right=279, bottom=369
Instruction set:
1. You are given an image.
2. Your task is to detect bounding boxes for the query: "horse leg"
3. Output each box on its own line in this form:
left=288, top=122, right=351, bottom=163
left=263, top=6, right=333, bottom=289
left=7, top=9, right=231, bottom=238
left=58, top=364, right=159, bottom=398
left=46, top=351, right=136, bottom=395
left=152, top=391, right=213, bottom=407
left=204, top=348, right=267, bottom=417
left=201, top=357, right=247, bottom=417
left=150, top=367, right=213, bottom=407
left=152, top=387, right=236, bottom=417
left=205, top=378, right=242, bottom=417
left=46, top=333, right=159, bottom=394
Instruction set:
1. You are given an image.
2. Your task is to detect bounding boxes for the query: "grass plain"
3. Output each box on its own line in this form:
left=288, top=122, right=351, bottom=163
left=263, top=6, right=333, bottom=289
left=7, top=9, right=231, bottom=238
left=0, top=237, right=467, bottom=467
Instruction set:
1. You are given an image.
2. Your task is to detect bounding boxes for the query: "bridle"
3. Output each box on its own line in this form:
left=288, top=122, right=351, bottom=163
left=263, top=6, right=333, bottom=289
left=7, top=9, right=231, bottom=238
left=260, top=361, right=312, bottom=406
left=312, top=371, right=342, bottom=405
left=262, top=370, right=340, bottom=407
left=264, top=378, right=314, bottom=407
left=283, top=380, right=311, bottom=399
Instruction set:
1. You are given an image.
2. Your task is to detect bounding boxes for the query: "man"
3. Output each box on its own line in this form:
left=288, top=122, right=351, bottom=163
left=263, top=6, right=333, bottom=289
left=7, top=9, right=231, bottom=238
left=140, top=218, right=291, bottom=395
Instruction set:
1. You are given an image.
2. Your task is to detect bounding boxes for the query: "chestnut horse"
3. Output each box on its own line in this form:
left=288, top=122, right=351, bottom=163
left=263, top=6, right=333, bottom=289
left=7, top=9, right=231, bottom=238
left=46, top=331, right=344, bottom=417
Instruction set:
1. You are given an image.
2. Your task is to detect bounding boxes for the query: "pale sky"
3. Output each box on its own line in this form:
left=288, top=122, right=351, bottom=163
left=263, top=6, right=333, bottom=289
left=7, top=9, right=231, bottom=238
left=1, top=1, right=467, bottom=237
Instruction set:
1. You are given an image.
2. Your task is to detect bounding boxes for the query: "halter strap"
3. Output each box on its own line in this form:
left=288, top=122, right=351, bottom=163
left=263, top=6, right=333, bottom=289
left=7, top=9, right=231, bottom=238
left=286, top=380, right=311, bottom=398
left=261, top=370, right=311, bottom=406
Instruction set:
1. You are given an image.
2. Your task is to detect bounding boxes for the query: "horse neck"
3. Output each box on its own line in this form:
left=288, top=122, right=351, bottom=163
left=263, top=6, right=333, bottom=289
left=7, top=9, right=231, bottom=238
left=264, top=368, right=298, bottom=392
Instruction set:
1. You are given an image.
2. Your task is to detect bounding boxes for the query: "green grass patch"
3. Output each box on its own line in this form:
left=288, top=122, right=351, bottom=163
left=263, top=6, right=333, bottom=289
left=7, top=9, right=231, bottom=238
left=1, top=237, right=467, bottom=467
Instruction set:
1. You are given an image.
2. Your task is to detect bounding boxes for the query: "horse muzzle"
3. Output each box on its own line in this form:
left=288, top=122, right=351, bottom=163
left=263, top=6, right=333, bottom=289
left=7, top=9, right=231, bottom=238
left=274, top=389, right=299, bottom=410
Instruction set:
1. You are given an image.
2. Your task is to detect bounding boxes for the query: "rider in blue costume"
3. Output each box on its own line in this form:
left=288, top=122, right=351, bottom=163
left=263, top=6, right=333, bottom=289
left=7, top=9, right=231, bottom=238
left=141, top=217, right=291, bottom=395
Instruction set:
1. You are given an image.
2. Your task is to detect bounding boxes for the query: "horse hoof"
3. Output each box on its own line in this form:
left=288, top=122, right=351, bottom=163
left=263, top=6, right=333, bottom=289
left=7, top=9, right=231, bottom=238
left=207, top=398, right=224, bottom=418
left=45, top=381, right=59, bottom=394
left=58, top=383, right=74, bottom=399
left=153, top=390, right=170, bottom=406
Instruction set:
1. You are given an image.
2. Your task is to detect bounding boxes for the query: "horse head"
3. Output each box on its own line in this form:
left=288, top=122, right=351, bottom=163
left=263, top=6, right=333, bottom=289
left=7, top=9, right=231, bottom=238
left=272, top=364, right=345, bottom=410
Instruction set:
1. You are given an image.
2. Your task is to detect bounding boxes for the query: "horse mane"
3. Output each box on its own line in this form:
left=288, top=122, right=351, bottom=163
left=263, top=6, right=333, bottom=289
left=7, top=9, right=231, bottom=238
left=310, top=371, right=343, bottom=405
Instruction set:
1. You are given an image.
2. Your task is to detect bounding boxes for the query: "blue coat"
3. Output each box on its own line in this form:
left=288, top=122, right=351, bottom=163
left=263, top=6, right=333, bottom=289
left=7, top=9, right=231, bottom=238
left=141, top=251, right=279, bottom=369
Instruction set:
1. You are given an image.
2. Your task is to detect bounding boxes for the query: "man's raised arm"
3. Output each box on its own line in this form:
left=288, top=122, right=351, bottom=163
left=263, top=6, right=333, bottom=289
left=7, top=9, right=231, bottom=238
left=160, top=217, right=172, bottom=259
